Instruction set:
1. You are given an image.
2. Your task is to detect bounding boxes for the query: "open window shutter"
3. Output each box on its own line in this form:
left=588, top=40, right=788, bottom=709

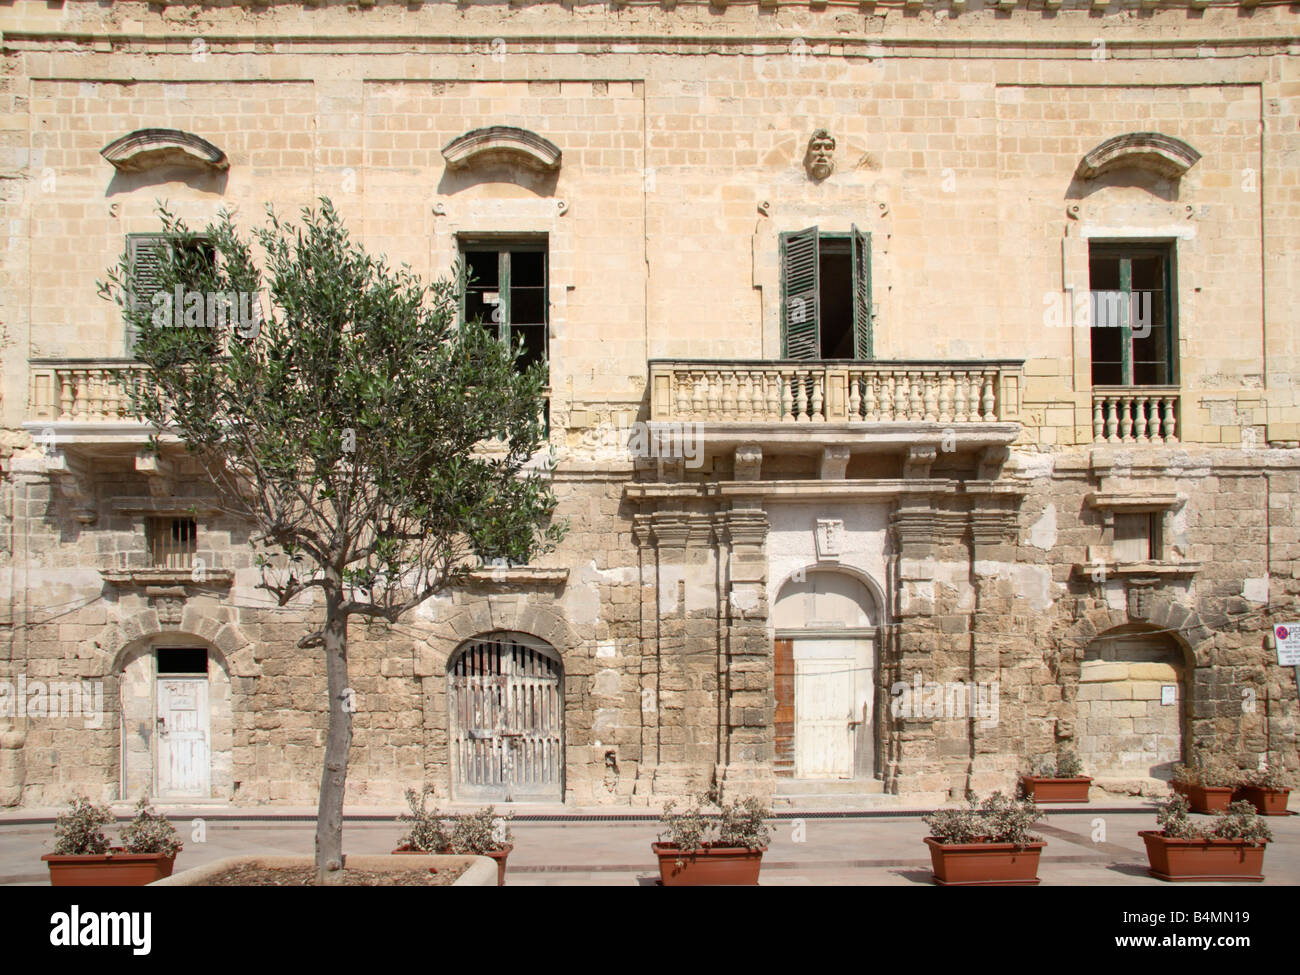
left=127, top=234, right=166, bottom=356
left=851, top=224, right=873, bottom=361
left=780, top=226, right=819, bottom=359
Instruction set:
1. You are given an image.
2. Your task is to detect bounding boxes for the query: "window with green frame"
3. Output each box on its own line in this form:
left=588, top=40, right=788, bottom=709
left=779, top=225, right=872, bottom=360
left=459, top=238, right=548, bottom=373
left=125, top=233, right=216, bottom=355
left=1089, top=242, right=1176, bottom=387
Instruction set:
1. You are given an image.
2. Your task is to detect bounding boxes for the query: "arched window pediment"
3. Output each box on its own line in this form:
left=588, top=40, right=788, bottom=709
left=101, top=128, right=230, bottom=173
left=1077, top=132, right=1200, bottom=181
left=441, top=126, right=562, bottom=173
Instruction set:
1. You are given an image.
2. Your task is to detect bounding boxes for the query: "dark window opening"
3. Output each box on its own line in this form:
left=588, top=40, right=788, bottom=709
left=779, top=226, right=872, bottom=361
left=460, top=240, right=549, bottom=375
left=1089, top=243, right=1174, bottom=387
left=156, top=647, right=208, bottom=675
left=818, top=241, right=855, bottom=359
left=148, top=517, right=197, bottom=570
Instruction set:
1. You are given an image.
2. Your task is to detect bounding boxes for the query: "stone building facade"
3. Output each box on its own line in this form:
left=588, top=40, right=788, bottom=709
left=1, top=0, right=1298, bottom=808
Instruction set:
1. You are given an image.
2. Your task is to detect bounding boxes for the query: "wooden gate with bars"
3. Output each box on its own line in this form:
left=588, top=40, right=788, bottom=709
left=448, top=633, right=564, bottom=801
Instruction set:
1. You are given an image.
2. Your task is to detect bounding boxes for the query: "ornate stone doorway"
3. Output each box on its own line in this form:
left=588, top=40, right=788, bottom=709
left=773, top=571, right=880, bottom=780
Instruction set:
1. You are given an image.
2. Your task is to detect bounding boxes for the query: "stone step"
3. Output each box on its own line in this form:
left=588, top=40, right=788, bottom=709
left=775, top=778, right=887, bottom=797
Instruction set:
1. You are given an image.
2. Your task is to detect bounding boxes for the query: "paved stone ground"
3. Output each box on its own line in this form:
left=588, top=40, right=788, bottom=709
left=2, top=799, right=1297, bottom=885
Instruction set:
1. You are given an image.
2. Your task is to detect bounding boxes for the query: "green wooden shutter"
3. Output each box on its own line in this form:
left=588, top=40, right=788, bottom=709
left=851, top=224, right=873, bottom=361
left=127, top=234, right=167, bottom=356
left=780, top=226, right=819, bottom=360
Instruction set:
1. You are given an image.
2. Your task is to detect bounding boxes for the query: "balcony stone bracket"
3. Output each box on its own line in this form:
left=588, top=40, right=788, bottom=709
left=43, top=450, right=97, bottom=524
left=819, top=445, right=850, bottom=480
left=734, top=444, right=762, bottom=481
left=135, top=451, right=176, bottom=498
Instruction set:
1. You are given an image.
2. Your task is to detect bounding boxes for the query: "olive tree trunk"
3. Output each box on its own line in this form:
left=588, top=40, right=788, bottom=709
left=314, top=586, right=352, bottom=884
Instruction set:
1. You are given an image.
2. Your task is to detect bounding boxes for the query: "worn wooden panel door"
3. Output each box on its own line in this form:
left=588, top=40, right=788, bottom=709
left=450, top=635, right=563, bottom=801
left=156, top=678, right=210, bottom=798
left=794, top=658, right=854, bottom=779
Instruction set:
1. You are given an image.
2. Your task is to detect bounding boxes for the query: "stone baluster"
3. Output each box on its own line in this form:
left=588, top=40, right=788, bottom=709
left=953, top=372, right=967, bottom=424
left=1118, top=396, right=1133, bottom=442
left=1106, top=396, right=1120, bottom=443
left=1162, top=396, right=1178, bottom=443
left=780, top=370, right=794, bottom=422
left=1133, top=395, right=1149, bottom=442
left=862, top=373, right=877, bottom=421
left=848, top=374, right=861, bottom=419
left=980, top=372, right=996, bottom=421
left=908, top=372, right=924, bottom=420
left=810, top=372, right=825, bottom=421
left=706, top=370, right=721, bottom=419
left=794, top=371, right=809, bottom=421
left=1093, top=397, right=1105, bottom=442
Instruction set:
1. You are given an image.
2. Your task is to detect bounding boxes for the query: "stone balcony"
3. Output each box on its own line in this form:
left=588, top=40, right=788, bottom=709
left=26, top=358, right=157, bottom=447
left=1091, top=386, right=1181, bottom=445
left=646, top=359, right=1025, bottom=471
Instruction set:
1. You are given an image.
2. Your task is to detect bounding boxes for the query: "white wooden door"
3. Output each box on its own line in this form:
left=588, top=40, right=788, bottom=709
left=156, top=678, right=210, bottom=798
left=794, top=658, right=855, bottom=778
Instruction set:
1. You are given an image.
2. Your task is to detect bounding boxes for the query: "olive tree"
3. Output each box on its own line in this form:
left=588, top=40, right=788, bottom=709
left=100, top=199, right=561, bottom=882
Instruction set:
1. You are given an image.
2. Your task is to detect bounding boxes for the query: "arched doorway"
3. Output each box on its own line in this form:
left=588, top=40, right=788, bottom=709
left=118, top=641, right=232, bottom=801
left=772, top=570, right=880, bottom=780
left=447, top=631, right=564, bottom=802
left=1077, top=623, right=1188, bottom=782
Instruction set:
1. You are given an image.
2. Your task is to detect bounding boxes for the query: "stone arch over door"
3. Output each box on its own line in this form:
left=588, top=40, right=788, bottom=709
left=115, top=636, right=235, bottom=802
left=772, top=569, right=881, bottom=781
left=446, top=631, right=564, bottom=802
left=100, top=611, right=255, bottom=803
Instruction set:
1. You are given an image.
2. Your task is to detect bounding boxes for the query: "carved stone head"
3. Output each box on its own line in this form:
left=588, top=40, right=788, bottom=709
left=805, top=129, right=837, bottom=181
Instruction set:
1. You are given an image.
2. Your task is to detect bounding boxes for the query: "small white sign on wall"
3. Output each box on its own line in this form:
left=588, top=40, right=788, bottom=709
left=1161, top=685, right=1177, bottom=706
left=1274, top=623, right=1300, bottom=667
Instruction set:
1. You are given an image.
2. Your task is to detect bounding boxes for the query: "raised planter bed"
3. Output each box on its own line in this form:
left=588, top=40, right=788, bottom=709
left=1140, top=832, right=1267, bottom=882
left=1020, top=775, right=1092, bottom=803
left=394, top=844, right=512, bottom=886
left=923, top=838, right=1045, bottom=886
left=42, top=849, right=177, bottom=886
left=151, top=854, right=497, bottom=886
left=651, top=843, right=765, bottom=886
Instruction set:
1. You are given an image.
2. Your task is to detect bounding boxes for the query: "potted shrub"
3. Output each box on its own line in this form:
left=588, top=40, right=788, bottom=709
left=923, top=791, right=1046, bottom=886
left=1141, top=794, right=1270, bottom=882
left=394, top=787, right=514, bottom=886
left=42, top=796, right=182, bottom=886
left=1236, top=766, right=1294, bottom=816
left=1020, top=748, right=1092, bottom=803
left=652, top=789, right=771, bottom=886
left=1171, top=754, right=1241, bottom=813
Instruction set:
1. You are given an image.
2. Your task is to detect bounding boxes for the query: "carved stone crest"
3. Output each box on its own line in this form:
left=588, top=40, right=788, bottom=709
left=815, top=518, right=844, bottom=559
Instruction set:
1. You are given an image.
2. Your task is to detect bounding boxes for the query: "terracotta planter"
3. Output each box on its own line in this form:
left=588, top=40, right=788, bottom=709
left=1185, top=784, right=1236, bottom=814
left=42, top=848, right=178, bottom=886
left=1140, top=831, right=1267, bottom=882
left=652, top=842, right=765, bottom=886
left=1235, top=786, right=1292, bottom=816
left=393, top=844, right=512, bottom=886
left=1021, top=775, right=1092, bottom=803
left=923, top=837, right=1045, bottom=886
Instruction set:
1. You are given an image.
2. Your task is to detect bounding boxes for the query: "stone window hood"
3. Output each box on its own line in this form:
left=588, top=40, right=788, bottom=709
left=442, top=126, right=562, bottom=172
left=101, top=128, right=230, bottom=173
left=1075, top=132, right=1200, bottom=181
